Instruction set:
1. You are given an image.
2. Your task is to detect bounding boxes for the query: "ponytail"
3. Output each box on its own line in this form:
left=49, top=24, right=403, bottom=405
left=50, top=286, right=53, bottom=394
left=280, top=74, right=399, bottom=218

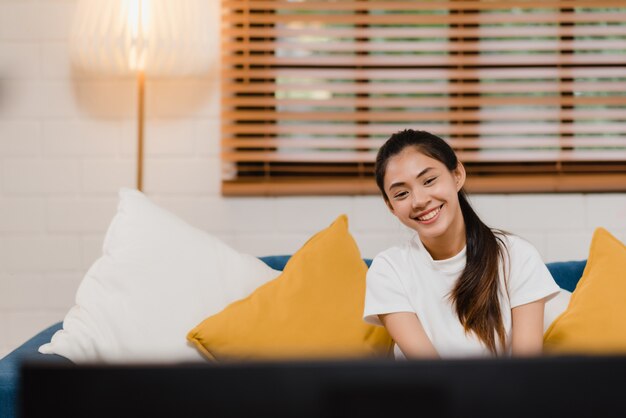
left=451, top=191, right=507, bottom=354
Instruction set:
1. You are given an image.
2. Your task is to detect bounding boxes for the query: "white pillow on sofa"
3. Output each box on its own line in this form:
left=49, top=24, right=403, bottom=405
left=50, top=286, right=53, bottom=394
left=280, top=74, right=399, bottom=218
left=39, top=188, right=280, bottom=363
left=544, top=288, right=572, bottom=332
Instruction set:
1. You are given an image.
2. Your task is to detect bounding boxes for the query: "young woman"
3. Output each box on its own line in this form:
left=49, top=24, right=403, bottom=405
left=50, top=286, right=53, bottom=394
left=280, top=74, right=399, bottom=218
left=363, top=129, right=561, bottom=359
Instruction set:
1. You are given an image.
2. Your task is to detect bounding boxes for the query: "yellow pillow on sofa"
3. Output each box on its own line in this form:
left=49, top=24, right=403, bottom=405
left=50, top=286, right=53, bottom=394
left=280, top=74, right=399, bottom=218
left=187, top=215, right=394, bottom=362
left=543, top=227, right=626, bottom=354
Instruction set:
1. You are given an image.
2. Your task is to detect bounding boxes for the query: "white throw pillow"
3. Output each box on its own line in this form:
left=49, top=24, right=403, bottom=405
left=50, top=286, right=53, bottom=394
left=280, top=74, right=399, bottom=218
left=543, top=288, right=572, bottom=332
left=39, top=188, right=280, bottom=363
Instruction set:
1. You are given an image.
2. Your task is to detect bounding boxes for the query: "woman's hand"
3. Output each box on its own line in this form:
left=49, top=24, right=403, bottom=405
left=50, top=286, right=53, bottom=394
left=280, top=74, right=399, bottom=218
left=511, top=299, right=546, bottom=356
left=379, top=312, right=439, bottom=359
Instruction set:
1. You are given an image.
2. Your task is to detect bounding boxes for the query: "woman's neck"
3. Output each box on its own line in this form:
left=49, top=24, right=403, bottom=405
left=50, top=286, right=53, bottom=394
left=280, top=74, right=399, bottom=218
left=421, top=220, right=467, bottom=261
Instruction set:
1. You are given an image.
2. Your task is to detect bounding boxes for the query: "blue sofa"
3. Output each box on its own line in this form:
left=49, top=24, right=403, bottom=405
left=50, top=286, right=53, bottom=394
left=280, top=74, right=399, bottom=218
left=0, top=256, right=587, bottom=418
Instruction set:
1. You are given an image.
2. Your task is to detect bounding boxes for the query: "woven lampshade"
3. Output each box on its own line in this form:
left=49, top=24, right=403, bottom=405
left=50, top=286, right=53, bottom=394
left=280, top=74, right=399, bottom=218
left=69, top=0, right=213, bottom=77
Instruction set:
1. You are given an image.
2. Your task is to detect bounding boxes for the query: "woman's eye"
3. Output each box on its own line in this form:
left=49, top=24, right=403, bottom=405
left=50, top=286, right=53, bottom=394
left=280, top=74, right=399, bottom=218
left=394, top=191, right=408, bottom=199
left=425, top=177, right=437, bottom=185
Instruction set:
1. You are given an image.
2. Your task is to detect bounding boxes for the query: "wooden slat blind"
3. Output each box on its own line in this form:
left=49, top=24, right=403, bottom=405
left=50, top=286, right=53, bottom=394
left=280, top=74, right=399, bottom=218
left=221, top=0, right=626, bottom=196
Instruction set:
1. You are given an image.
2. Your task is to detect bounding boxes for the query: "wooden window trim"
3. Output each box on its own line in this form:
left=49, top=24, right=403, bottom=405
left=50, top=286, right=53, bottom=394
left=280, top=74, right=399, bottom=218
left=221, top=0, right=626, bottom=196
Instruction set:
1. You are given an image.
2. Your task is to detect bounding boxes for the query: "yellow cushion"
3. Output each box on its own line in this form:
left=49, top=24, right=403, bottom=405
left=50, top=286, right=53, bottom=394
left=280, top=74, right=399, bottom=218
left=187, top=215, right=394, bottom=362
left=543, top=227, right=626, bottom=354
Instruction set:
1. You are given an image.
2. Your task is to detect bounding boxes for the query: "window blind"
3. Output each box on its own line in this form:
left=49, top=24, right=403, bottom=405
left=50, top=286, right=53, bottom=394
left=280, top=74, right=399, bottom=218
left=221, top=0, right=626, bottom=196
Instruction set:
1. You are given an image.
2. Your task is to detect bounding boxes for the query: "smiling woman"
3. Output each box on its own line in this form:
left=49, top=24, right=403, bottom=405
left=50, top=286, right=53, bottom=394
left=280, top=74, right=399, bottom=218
left=364, top=129, right=562, bottom=359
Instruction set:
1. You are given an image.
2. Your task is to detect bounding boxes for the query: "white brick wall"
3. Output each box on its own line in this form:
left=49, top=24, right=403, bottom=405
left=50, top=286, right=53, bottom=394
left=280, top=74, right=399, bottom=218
left=1, top=0, right=625, bottom=359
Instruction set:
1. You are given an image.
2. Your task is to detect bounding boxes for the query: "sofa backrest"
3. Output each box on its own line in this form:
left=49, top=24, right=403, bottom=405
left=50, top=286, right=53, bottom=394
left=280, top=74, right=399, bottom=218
left=258, top=256, right=587, bottom=293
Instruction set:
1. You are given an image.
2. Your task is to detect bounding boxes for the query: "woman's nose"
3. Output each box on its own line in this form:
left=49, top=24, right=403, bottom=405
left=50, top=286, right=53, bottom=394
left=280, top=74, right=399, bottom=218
left=411, top=189, right=430, bottom=210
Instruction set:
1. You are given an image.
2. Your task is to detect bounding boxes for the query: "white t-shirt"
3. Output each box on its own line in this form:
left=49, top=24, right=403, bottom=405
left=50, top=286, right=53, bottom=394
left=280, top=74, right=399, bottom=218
left=363, top=233, right=562, bottom=358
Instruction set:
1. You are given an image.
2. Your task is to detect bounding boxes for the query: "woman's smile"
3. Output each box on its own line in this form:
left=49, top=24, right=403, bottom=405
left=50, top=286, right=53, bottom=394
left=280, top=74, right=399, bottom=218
left=414, top=204, right=444, bottom=224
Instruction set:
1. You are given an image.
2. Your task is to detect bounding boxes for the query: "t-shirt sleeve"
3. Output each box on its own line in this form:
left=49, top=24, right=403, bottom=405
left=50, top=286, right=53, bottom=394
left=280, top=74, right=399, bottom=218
left=506, top=237, right=561, bottom=309
left=363, top=254, right=414, bottom=326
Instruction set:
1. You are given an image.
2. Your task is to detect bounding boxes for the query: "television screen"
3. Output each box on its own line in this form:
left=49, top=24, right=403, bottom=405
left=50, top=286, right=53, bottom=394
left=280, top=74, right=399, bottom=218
left=20, top=355, right=626, bottom=418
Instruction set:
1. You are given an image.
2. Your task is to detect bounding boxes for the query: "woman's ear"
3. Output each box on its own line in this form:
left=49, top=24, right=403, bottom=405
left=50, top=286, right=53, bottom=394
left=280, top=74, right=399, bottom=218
left=454, top=161, right=466, bottom=191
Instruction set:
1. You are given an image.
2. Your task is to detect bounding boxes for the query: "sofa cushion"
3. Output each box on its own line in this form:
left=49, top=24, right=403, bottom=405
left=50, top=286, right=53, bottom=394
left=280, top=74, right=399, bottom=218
left=187, top=215, right=394, bottom=361
left=544, top=227, right=626, bottom=354
left=37, top=188, right=281, bottom=363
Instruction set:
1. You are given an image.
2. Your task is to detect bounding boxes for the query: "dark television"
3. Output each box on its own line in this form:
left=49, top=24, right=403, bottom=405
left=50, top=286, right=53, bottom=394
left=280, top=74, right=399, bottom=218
left=20, top=355, right=626, bottom=418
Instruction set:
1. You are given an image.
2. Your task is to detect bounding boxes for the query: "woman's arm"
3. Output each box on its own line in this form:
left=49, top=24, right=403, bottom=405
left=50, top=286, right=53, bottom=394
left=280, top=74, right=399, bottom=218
left=510, top=299, right=546, bottom=356
left=379, top=312, right=439, bottom=359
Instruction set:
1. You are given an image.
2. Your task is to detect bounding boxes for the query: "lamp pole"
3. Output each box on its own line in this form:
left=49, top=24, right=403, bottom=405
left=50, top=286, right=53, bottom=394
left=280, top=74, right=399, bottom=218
left=137, top=70, right=145, bottom=192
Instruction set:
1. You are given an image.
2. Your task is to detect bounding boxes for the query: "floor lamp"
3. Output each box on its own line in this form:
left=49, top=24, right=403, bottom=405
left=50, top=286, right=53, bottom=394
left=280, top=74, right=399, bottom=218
left=69, top=0, right=213, bottom=191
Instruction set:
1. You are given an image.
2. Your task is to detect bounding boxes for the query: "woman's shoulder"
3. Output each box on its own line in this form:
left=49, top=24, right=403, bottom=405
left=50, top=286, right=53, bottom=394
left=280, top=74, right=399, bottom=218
left=373, top=240, right=411, bottom=260
left=494, top=230, right=542, bottom=260
left=371, top=236, right=418, bottom=265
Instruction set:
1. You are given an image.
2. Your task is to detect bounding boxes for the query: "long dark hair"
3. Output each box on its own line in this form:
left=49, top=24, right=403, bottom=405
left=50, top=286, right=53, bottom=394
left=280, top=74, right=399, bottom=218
left=375, top=129, right=507, bottom=354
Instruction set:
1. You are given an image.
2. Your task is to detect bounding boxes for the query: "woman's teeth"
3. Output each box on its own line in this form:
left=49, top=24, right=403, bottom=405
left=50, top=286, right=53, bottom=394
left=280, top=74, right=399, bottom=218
left=418, top=205, right=441, bottom=221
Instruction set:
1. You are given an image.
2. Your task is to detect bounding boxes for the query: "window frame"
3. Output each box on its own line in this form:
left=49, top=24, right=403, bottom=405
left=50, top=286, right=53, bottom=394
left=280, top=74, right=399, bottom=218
left=221, top=0, right=626, bottom=196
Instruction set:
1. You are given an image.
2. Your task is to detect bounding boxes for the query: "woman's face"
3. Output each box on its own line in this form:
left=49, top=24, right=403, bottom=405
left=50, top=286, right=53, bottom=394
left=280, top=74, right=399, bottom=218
left=383, top=146, right=466, bottom=249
